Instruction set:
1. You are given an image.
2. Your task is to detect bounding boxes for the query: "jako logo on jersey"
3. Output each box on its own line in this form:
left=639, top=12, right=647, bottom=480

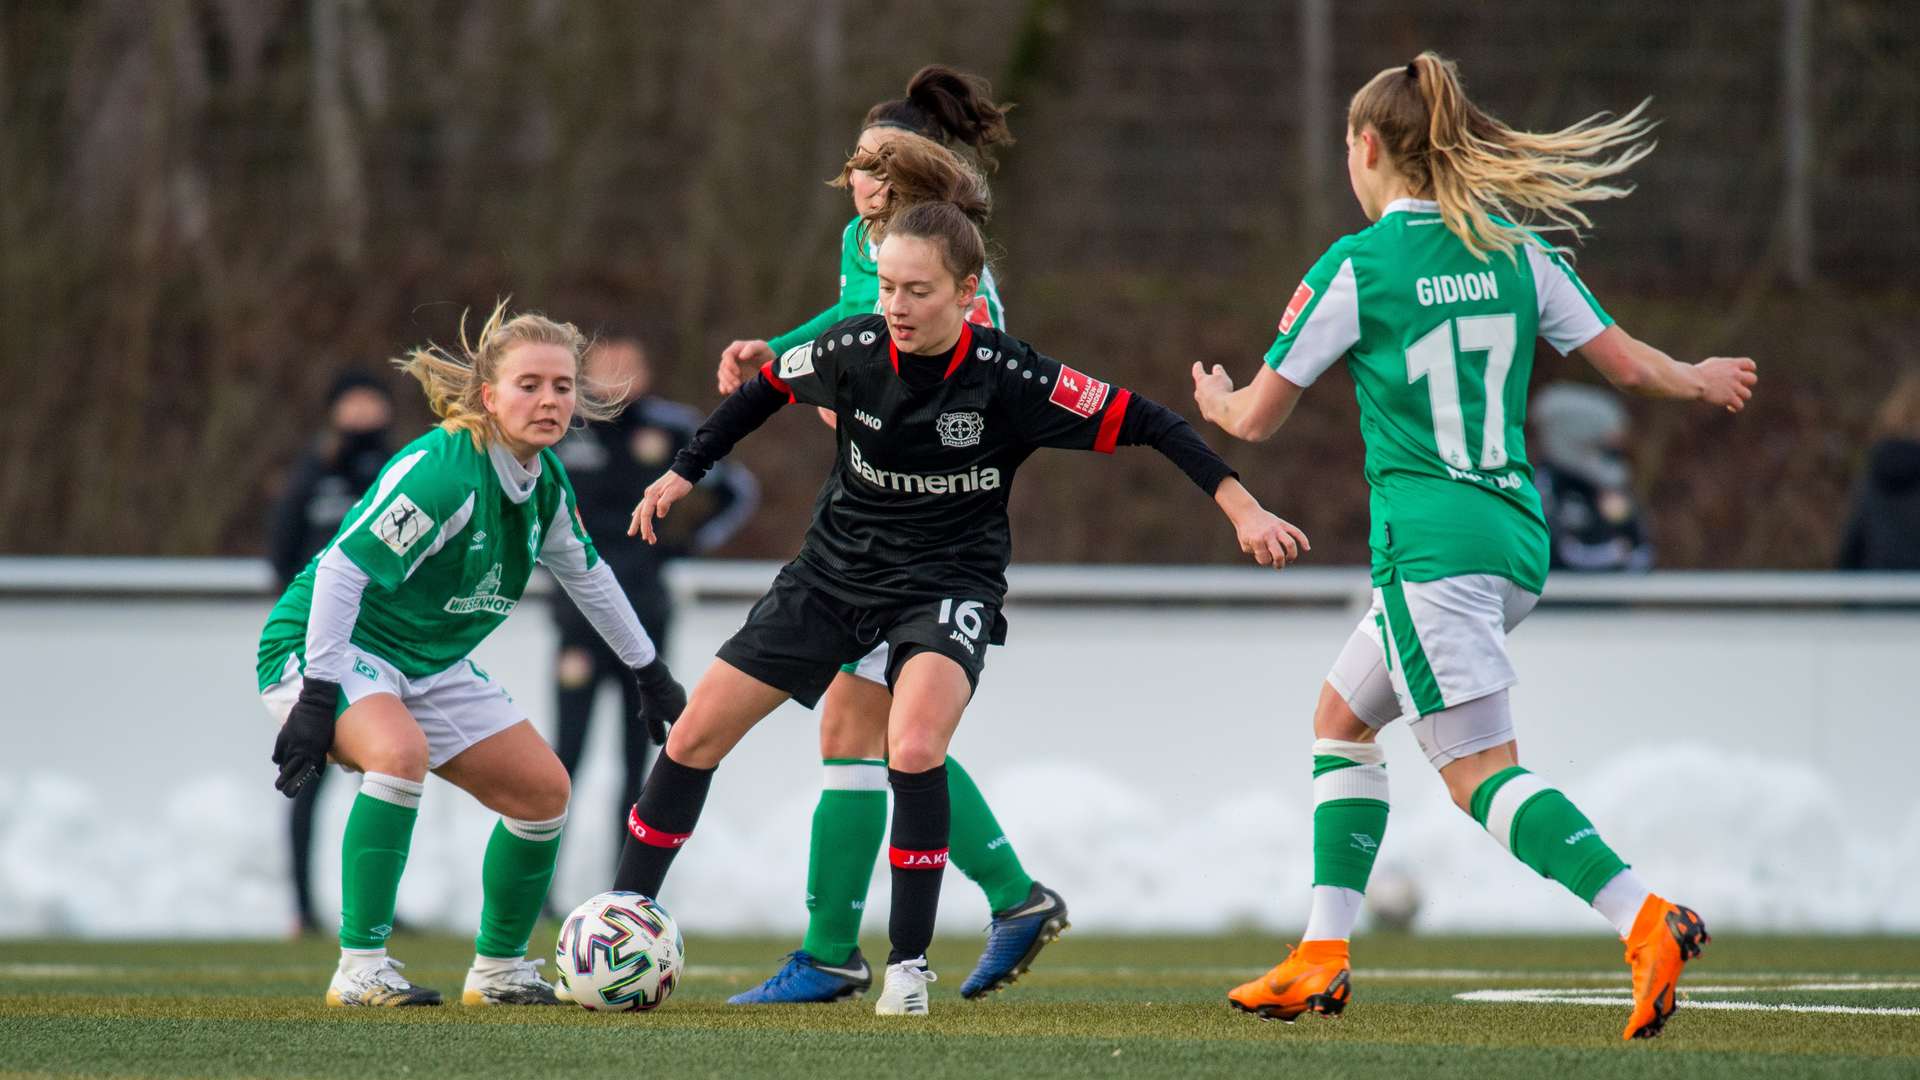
left=1416, top=271, right=1500, bottom=307
left=1048, top=365, right=1111, bottom=418
left=1278, top=280, right=1315, bottom=335
left=373, top=494, right=434, bottom=556
left=935, top=410, right=984, bottom=448
left=443, top=562, right=516, bottom=615
left=854, top=408, right=883, bottom=431
left=848, top=442, right=1001, bottom=494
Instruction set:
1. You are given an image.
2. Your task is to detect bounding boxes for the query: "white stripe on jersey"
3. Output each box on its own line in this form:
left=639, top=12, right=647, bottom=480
left=1526, top=244, right=1608, bottom=355
left=1275, top=258, right=1361, bottom=388
left=403, top=491, right=476, bottom=581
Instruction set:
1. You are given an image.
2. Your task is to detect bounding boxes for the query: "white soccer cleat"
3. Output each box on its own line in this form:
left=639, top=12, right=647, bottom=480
left=552, top=966, right=575, bottom=1004
left=873, top=956, right=938, bottom=1016
left=461, top=956, right=561, bottom=1006
left=325, top=956, right=442, bottom=1007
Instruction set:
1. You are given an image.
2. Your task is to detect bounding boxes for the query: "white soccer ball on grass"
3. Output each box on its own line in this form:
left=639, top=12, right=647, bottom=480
left=554, top=891, right=684, bottom=1011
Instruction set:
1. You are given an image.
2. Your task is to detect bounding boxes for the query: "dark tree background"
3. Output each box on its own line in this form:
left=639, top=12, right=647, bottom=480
left=2, top=0, right=1914, bottom=566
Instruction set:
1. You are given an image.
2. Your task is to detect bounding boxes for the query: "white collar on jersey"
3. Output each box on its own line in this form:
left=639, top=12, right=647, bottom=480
left=1382, top=197, right=1441, bottom=216
left=488, top=441, right=542, bottom=504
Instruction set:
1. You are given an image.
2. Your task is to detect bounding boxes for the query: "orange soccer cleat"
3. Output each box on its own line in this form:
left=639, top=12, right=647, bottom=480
left=1621, top=895, right=1710, bottom=1040
left=1227, top=939, right=1352, bottom=1021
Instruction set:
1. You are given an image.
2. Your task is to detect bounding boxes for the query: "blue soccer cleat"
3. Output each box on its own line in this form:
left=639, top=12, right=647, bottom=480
left=960, top=882, right=1070, bottom=999
left=726, top=949, right=872, bottom=1005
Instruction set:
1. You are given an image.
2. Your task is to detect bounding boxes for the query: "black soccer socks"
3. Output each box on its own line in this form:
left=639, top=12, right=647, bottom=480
left=886, top=763, right=951, bottom=965
left=612, top=752, right=715, bottom=899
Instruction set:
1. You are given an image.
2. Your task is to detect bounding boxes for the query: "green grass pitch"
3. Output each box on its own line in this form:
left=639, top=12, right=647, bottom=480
left=3, top=932, right=1917, bottom=1078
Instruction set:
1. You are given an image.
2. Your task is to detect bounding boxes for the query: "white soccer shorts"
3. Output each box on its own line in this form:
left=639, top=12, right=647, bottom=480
left=261, top=650, right=524, bottom=770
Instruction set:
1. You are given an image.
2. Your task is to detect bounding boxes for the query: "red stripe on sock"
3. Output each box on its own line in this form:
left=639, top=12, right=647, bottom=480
left=889, top=846, right=949, bottom=869
left=628, top=806, right=691, bottom=848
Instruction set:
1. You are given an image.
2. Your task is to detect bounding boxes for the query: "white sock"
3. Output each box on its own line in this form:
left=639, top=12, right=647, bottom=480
left=471, top=954, right=523, bottom=975
left=338, top=946, right=387, bottom=972
left=1591, top=869, right=1653, bottom=939
left=1301, top=885, right=1365, bottom=942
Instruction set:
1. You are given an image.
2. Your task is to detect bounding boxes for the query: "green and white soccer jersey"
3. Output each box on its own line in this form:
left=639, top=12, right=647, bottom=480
left=1266, top=198, right=1613, bottom=594
left=768, top=216, right=1006, bottom=356
left=255, top=426, right=601, bottom=688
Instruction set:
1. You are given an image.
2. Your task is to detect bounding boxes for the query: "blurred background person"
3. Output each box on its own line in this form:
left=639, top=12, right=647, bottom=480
left=549, top=328, right=758, bottom=860
left=1838, top=369, right=1920, bottom=571
left=1530, top=381, right=1654, bottom=573
left=265, top=371, right=396, bottom=935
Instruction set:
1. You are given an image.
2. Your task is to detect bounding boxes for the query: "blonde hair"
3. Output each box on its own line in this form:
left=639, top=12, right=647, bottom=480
left=394, top=299, right=617, bottom=449
left=1350, top=51, right=1657, bottom=262
left=1875, top=369, right=1920, bottom=440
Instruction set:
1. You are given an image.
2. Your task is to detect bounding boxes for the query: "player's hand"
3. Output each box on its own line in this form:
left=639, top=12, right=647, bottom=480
left=1695, top=356, right=1757, bottom=413
left=816, top=407, right=838, bottom=429
left=718, top=340, right=775, bottom=394
left=272, top=678, right=340, bottom=797
left=630, top=471, right=694, bottom=543
left=1191, top=362, right=1235, bottom=422
left=1235, top=508, right=1310, bottom=569
left=629, top=659, right=688, bottom=745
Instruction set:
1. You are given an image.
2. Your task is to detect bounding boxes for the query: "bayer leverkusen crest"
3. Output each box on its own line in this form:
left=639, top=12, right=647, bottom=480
left=935, top=411, right=985, bottom=448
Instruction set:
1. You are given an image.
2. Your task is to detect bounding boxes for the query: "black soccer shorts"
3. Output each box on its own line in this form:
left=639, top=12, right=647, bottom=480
left=716, top=566, right=1006, bottom=708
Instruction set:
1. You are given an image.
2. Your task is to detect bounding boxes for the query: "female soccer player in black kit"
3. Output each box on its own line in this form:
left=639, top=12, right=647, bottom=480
left=617, top=170, right=1310, bottom=1016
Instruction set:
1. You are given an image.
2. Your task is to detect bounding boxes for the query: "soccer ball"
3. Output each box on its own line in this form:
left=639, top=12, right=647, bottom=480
left=1366, top=865, right=1423, bottom=932
left=555, top=891, right=684, bottom=1011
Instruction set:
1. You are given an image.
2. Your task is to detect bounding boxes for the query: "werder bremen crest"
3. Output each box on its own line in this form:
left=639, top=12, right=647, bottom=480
left=445, top=561, right=516, bottom=615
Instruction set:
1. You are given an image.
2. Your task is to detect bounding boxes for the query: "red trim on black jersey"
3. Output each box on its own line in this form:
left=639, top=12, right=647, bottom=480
left=1093, top=387, right=1132, bottom=454
left=758, top=360, right=796, bottom=403
left=628, top=806, right=692, bottom=849
left=888, top=322, right=974, bottom=382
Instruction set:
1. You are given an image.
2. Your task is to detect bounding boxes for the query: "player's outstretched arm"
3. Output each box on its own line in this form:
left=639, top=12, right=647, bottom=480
left=1214, top=477, right=1311, bottom=570
left=1576, top=326, right=1757, bottom=413
left=1192, top=362, right=1307, bottom=442
left=630, top=373, right=792, bottom=541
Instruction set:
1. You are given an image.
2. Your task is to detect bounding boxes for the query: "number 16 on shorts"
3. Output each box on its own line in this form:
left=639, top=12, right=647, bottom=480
left=938, top=598, right=985, bottom=655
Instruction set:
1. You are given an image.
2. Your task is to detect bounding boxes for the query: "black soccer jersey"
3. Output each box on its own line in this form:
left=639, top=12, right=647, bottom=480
left=671, top=313, right=1236, bottom=609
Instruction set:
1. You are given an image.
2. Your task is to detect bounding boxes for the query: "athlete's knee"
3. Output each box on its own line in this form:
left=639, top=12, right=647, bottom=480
left=1437, top=744, right=1519, bottom=814
left=1312, top=681, right=1378, bottom=742
left=663, top=702, right=730, bottom=769
left=819, top=680, right=888, bottom=759
left=887, top=724, right=949, bottom=774
left=490, top=756, right=571, bottom=821
left=354, top=732, right=429, bottom=782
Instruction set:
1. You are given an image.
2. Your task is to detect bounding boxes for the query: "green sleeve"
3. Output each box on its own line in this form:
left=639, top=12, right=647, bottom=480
left=768, top=304, right=842, bottom=356
left=332, top=444, right=470, bottom=590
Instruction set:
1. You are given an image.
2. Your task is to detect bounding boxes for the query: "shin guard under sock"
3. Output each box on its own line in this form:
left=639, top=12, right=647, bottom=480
left=613, top=752, right=715, bottom=899
left=800, top=759, right=888, bottom=965
left=1470, top=766, right=1629, bottom=904
left=886, top=764, right=949, bottom=965
left=339, top=773, right=422, bottom=951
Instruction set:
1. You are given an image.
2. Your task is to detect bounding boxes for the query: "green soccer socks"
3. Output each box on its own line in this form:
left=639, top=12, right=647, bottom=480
left=1305, top=739, right=1389, bottom=940
left=474, top=812, right=566, bottom=959
left=801, top=759, right=889, bottom=965
left=1470, top=766, right=1629, bottom=905
left=945, top=755, right=1035, bottom=914
left=800, top=754, right=1036, bottom=963
left=338, top=772, right=423, bottom=951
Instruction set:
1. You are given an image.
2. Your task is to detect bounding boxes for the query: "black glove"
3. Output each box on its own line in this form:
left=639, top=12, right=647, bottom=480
left=630, top=659, right=687, bottom=745
left=273, top=678, right=340, bottom=797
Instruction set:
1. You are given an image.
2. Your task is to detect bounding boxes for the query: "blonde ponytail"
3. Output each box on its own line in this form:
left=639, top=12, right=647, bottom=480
left=1351, top=51, right=1656, bottom=262
left=394, top=299, right=617, bottom=449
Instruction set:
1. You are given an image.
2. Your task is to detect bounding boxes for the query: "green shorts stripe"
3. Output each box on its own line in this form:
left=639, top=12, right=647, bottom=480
left=1380, top=579, right=1447, bottom=716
